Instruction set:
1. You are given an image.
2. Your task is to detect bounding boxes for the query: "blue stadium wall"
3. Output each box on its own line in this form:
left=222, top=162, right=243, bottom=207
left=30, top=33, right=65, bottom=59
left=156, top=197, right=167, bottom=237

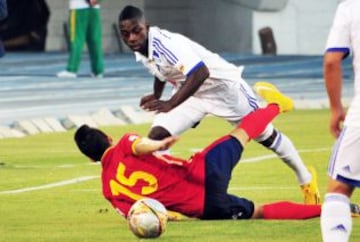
left=45, top=0, right=339, bottom=55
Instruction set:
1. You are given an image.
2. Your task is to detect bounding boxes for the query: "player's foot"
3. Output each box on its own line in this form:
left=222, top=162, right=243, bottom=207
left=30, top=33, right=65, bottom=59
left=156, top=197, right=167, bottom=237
left=91, top=73, right=104, bottom=78
left=253, top=81, right=294, bottom=113
left=57, top=70, right=77, bottom=78
left=300, top=166, right=321, bottom=205
left=350, top=203, right=360, bottom=218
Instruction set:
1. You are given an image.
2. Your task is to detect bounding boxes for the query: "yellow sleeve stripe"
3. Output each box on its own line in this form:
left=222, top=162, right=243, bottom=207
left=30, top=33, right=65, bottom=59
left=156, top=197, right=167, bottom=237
left=131, top=138, right=142, bottom=155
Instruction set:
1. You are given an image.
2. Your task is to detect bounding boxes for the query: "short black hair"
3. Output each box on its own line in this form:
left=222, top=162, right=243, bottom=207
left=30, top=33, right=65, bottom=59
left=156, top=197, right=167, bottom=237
left=119, top=5, right=144, bottom=22
left=74, top=125, right=111, bottom=162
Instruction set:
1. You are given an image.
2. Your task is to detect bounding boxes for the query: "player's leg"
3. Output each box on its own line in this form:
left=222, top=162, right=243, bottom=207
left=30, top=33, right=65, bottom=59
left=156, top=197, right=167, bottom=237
left=321, top=183, right=354, bottom=242
left=86, top=8, right=104, bottom=77
left=201, top=132, right=254, bottom=220
left=202, top=192, right=255, bottom=220
left=231, top=82, right=293, bottom=144
left=253, top=81, right=320, bottom=204
left=148, top=96, right=206, bottom=140
left=252, top=198, right=359, bottom=220
left=256, top=125, right=320, bottom=202
left=321, top=126, right=360, bottom=242
left=232, top=104, right=282, bottom=144
left=209, top=81, right=316, bottom=201
left=61, top=9, right=88, bottom=76
left=255, top=201, right=321, bottom=219
left=202, top=88, right=294, bottom=220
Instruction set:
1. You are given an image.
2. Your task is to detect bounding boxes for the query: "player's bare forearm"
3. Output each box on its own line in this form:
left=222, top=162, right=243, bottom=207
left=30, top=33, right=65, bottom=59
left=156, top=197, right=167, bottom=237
left=153, top=77, right=166, bottom=99
left=134, top=137, right=178, bottom=155
left=168, top=65, right=209, bottom=108
left=324, top=52, right=344, bottom=110
left=323, top=52, right=346, bottom=137
left=142, top=65, right=209, bottom=113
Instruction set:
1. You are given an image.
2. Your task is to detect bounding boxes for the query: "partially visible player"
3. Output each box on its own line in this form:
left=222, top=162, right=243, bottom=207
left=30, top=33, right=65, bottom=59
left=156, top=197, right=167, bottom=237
left=0, top=0, right=7, bottom=57
left=321, top=1, right=360, bottom=241
left=117, top=5, right=320, bottom=205
left=0, top=0, right=7, bottom=20
left=74, top=83, right=324, bottom=221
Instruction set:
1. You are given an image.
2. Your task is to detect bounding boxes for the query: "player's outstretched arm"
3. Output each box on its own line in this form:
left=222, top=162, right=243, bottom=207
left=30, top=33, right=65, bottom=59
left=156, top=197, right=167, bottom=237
left=323, top=52, right=346, bottom=138
left=141, top=65, right=209, bottom=113
left=167, top=65, right=209, bottom=109
left=134, top=136, right=179, bottom=155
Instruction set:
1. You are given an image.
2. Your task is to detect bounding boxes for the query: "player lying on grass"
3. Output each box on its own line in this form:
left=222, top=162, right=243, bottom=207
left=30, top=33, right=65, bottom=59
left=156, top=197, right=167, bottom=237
left=74, top=82, right=357, bottom=220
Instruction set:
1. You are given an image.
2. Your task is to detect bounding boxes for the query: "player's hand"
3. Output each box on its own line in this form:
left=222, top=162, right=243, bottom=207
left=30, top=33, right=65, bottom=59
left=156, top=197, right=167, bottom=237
left=157, top=136, right=179, bottom=150
left=141, top=99, right=174, bottom=113
left=329, top=107, right=345, bottom=138
left=140, top=94, right=158, bottom=108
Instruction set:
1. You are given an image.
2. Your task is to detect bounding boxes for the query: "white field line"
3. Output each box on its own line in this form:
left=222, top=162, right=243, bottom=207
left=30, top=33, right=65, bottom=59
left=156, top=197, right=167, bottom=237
left=228, top=186, right=295, bottom=191
left=0, top=147, right=330, bottom=195
left=242, top=147, right=330, bottom=163
left=9, top=162, right=100, bottom=169
left=190, top=147, right=330, bottom=163
left=0, top=176, right=99, bottom=195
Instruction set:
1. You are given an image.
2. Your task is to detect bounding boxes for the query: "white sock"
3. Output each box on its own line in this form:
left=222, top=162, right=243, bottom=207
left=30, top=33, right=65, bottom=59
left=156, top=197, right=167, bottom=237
left=321, top=193, right=352, bottom=242
left=269, top=132, right=311, bottom=185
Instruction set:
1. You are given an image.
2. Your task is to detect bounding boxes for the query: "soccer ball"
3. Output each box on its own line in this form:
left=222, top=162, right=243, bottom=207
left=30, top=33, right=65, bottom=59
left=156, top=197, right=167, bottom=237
left=127, top=198, right=168, bottom=238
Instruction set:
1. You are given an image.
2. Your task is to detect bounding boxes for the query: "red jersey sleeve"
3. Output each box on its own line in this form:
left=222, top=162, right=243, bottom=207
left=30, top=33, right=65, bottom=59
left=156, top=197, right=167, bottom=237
left=118, top=133, right=142, bottom=156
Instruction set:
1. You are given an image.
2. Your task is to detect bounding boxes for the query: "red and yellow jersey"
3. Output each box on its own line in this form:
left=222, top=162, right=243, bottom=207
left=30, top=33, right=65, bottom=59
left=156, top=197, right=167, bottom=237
left=101, top=133, right=205, bottom=218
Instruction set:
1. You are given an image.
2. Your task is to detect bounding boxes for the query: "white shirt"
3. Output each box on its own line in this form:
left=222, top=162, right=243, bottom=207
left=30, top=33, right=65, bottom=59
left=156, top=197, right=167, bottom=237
left=325, top=0, right=360, bottom=126
left=69, top=0, right=99, bottom=9
left=135, top=27, right=245, bottom=97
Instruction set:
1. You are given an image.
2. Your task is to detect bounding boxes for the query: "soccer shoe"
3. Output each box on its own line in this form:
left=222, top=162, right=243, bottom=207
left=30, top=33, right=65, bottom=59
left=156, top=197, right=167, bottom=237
left=350, top=203, right=360, bottom=218
left=91, top=73, right=104, bottom=78
left=300, top=166, right=321, bottom=205
left=167, top=210, right=191, bottom=221
left=253, top=81, right=294, bottom=113
left=56, top=70, right=77, bottom=78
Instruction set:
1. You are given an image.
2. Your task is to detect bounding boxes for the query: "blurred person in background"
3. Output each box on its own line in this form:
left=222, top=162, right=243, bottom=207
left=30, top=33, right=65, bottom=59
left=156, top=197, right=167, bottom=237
left=57, top=0, right=104, bottom=78
left=0, top=0, right=7, bottom=57
left=0, top=0, right=49, bottom=52
left=0, top=0, right=6, bottom=20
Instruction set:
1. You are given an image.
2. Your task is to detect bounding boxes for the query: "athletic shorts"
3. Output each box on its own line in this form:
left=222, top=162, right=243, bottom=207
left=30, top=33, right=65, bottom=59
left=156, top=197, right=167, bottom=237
left=328, top=126, right=360, bottom=187
left=151, top=80, right=259, bottom=136
left=201, top=136, right=255, bottom=220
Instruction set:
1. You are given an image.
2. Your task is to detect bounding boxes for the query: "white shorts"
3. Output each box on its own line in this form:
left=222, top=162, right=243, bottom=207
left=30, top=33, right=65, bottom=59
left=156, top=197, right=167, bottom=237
left=152, top=79, right=274, bottom=139
left=328, top=126, right=360, bottom=187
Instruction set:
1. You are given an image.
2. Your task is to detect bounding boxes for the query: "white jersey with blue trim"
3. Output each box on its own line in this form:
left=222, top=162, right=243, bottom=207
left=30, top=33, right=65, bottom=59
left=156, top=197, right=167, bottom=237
left=325, top=0, right=360, bottom=126
left=135, top=26, right=246, bottom=97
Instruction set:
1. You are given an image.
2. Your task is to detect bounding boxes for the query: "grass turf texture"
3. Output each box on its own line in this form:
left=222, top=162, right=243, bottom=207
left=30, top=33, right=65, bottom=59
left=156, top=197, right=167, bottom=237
left=1, top=109, right=359, bottom=242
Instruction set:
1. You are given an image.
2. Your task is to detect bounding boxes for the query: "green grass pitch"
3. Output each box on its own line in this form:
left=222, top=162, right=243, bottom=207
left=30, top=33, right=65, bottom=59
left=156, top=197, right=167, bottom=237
left=1, top=109, right=359, bottom=241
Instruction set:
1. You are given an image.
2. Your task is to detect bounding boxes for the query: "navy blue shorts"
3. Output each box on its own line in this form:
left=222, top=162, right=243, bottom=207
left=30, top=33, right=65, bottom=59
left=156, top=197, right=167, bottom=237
left=202, top=136, right=255, bottom=220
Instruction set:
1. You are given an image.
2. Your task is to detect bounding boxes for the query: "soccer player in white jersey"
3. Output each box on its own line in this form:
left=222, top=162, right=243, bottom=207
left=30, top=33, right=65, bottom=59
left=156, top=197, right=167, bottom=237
left=118, top=5, right=320, bottom=204
left=321, top=0, right=360, bottom=241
